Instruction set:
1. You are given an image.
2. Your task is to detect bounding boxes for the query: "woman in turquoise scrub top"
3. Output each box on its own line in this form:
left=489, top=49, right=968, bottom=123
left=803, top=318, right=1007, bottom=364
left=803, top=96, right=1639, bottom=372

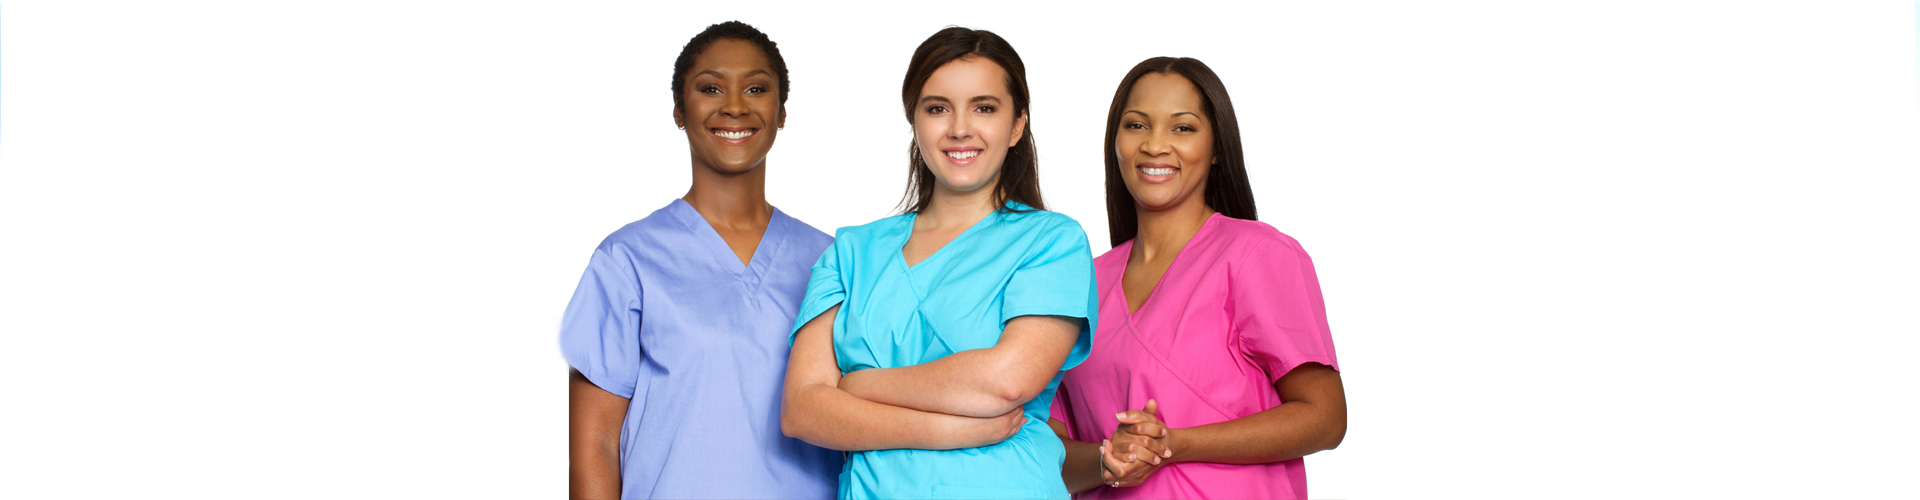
left=781, top=27, right=1098, bottom=499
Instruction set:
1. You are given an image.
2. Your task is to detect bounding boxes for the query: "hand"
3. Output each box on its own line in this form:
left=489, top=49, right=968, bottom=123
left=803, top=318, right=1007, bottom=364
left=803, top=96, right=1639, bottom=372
left=1098, top=399, right=1174, bottom=488
left=948, top=406, right=1028, bottom=449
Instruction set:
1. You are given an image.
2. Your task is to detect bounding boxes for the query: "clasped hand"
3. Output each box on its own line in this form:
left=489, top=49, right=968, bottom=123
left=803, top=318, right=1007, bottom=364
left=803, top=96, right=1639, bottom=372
left=1098, top=399, right=1173, bottom=488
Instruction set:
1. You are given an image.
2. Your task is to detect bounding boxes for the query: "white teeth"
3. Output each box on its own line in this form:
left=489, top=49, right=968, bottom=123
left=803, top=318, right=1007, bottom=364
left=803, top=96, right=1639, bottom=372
left=1140, top=167, right=1176, bottom=176
left=713, top=129, right=754, bottom=140
left=946, top=150, right=979, bottom=159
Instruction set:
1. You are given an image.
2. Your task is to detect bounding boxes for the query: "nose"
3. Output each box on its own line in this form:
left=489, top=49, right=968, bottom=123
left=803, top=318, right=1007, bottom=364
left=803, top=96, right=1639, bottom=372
left=947, top=112, right=973, bottom=140
left=1141, top=129, right=1172, bottom=156
left=721, top=90, right=750, bottom=118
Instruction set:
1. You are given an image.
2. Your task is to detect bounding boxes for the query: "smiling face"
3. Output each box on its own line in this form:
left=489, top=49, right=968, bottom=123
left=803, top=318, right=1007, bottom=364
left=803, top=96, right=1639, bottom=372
left=913, top=57, right=1027, bottom=196
left=1116, top=72, right=1216, bottom=213
left=674, top=38, right=784, bottom=175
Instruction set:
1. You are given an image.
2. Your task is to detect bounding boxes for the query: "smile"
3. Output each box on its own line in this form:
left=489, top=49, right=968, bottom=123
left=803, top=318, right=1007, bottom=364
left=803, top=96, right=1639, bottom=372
left=712, top=129, right=756, bottom=140
left=946, top=150, right=979, bottom=160
left=1139, top=166, right=1177, bottom=176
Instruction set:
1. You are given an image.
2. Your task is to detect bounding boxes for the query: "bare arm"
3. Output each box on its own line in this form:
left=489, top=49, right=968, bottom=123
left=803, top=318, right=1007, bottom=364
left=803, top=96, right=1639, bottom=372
left=781, top=305, right=1027, bottom=451
left=1049, top=418, right=1111, bottom=493
left=569, top=369, right=627, bottom=500
left=1144, top=363, right=1346, bottom=465
left=838, top=315, right=1080, bottom=417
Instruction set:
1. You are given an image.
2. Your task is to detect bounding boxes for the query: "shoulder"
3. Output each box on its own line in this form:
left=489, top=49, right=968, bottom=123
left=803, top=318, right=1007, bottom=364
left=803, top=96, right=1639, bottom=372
left=593, top=205, right=686, bottom=255
left=1093, top=239, right=1132, bottom=268
left=778, top=209, right=836, bottom=253
left=1000, top=207, right=1088, bottom=240
left=1210, top=215, right=1309, bottom=258
left=825, top=213, right=914, bottom=250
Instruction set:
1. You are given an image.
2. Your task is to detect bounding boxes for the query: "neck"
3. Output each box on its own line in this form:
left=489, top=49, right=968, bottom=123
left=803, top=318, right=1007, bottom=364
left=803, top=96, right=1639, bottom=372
left=919, top=180, right=999, bottom=230
left=1132, top=198, right=1215, bottom=262
left=682, top=161, right=771, bottom=229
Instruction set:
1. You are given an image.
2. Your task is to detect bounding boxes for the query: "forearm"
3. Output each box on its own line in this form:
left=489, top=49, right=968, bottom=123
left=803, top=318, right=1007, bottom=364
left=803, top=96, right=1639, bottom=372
left=1166, top=400, right=1344, bottom=465
left=1050, top=419, right=1106, bottom=493
left=569, top=371, right=626, bottom=500
left=783, top=382, right=976, bottom=451
left=569, top=440, right=621, bottom=499
left=838, top=315, right=1080, bottom=417
left=839, top=350, right=1026, bottom=418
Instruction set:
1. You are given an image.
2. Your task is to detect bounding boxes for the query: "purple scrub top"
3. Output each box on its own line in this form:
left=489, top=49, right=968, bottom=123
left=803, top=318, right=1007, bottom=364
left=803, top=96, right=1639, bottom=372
left=561, top=199, right=841, bottom=499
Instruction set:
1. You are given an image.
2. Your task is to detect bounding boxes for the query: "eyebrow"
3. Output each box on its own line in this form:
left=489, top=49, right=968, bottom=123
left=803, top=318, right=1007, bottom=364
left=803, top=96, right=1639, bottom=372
left=921, top=95, right=1005, bottom=105
left=1123, top=109, right=1201, bottom=119
left=695, top=69, right=773, bottom=79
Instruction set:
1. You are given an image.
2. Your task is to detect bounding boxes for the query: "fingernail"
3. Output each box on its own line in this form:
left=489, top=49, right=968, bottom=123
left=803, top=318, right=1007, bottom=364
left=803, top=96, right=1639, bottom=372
left=1116, top=412, right=1127, bottom=419
left=1128, top=454, right=1135, bottom=461
left=1164, top=449, right=1173, bottom=457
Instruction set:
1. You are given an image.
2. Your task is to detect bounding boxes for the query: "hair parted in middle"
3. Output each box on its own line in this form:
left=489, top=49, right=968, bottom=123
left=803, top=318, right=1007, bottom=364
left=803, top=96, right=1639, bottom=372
left=1104, top=56, right=1258, bottom=247
left=897, top=26, right=1045, bottom=214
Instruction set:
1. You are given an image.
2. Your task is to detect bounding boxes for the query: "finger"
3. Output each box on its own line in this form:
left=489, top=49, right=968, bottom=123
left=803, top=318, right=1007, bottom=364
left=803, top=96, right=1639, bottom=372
left=1143, top=399, right=1158, bottom=416
left=1102, top=445, right=1138, bottom=478
left=1128, top=441, right=1164, bottom=465
left=1129, top=420, right=1169, bottom=440
left=1131, top=437, right=1168, bottom=462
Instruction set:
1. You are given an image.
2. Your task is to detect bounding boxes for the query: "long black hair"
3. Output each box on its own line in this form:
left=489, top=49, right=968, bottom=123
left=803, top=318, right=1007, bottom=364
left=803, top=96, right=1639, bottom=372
left=897, top=27, right=1044, bottom=214
left=1104, top=57, right=1257, bottom=247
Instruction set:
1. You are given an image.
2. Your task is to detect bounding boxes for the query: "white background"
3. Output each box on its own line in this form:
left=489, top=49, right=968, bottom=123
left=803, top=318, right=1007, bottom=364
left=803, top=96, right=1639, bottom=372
left=2, top=1, right=1915, bottom=498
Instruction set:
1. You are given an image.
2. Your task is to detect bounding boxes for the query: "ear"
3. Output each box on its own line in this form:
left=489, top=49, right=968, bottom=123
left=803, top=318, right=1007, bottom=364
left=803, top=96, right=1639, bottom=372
left=1213, top=153, right=1221, bottom=165
left=673, top=105, right=685, bottom=130
left=1009, top=110, right=1029, bottom=147
left=776, top=105, right=787, bottom=130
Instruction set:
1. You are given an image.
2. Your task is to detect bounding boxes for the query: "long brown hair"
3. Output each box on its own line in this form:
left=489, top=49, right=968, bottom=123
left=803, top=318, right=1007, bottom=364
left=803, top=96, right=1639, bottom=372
left=897, top=27, right=1044, bottom=214
left=1105, top=57, right=1257, bottom=247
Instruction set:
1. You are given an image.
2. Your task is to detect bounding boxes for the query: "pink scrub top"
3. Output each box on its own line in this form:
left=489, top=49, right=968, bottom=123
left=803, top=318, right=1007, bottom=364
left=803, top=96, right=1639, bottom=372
left=1050, top=214, right=1339, bottom=499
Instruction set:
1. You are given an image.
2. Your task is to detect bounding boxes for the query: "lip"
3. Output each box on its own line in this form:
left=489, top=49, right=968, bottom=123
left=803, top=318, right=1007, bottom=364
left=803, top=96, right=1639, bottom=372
left=709, top=126, right=758, bottom=145
left=1135, top=162, right=1179, bottom=183
left=941, top=146, right=983, bottom=166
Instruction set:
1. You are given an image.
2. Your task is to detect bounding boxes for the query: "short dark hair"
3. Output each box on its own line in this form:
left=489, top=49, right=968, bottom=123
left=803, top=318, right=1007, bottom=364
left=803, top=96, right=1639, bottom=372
left=897, top=27, right=1044, bottom=214
left=1104, top=57, right=1258, bottom=247
left=671, top=21, right=790, bottom=113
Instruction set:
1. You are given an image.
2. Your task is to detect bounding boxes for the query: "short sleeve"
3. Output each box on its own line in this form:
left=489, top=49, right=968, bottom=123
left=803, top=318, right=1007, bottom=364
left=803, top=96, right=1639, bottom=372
left=1231, top=238, right=1340, bottom=384
left=1000, top=219, right=1099, bottom=371
left=558, top=246, right=643, bottom=399
left=790, top=236, right=846, bottom=344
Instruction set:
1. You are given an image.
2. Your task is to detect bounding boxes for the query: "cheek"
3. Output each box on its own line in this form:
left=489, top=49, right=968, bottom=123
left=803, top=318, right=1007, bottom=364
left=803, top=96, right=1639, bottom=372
left=1185, top=140, right=1214, bottom=168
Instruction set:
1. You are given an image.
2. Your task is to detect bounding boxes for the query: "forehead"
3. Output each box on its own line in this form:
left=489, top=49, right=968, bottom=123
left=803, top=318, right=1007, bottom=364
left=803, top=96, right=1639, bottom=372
left=690, top=38, right=773, bottom=77
left=920, top=57, right=1010, bottom=98
left=1126, top=72, right=1205, bottom=113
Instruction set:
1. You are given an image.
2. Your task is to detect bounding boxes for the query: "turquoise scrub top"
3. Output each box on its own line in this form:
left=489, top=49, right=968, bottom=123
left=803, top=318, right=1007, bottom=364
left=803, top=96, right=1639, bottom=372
left=793, top=202, right=1099, bottom=499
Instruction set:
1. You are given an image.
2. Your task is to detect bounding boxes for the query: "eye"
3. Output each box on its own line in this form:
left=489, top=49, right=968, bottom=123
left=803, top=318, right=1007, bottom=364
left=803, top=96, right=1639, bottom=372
left=974, top=105, right=995, bottom=113
left=700, top=84, right=721, bottom=95
left=746, top=85, right=767, bottom=95
left=1174, top=124, right=1197, bottom=132
left=925, top=105, right=949, bottom=115
left=1123, top=121, right=1147, bottom=130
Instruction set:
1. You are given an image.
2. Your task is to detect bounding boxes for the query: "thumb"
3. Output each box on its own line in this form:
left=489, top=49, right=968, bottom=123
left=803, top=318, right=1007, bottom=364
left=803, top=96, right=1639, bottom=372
left=1144, top=399, right=1159, bottom=416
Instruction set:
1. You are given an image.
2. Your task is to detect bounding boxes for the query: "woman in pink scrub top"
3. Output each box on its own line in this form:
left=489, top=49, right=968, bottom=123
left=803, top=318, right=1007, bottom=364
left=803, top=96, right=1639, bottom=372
left=1046, top=57, right=1348, bottom=499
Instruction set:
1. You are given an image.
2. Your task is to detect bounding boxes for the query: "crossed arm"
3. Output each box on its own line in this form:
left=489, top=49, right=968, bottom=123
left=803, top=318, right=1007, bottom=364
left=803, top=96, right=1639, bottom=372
left=780, top=305, right=1032, bottom=451
left=835, top=314, right=1082, bottom=418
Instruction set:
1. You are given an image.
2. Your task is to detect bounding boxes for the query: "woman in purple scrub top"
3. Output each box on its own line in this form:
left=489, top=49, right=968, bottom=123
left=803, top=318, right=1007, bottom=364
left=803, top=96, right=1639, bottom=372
left=561, top=21, right=840, bottom=500
left=1047, top=57, right=1348, bottom=499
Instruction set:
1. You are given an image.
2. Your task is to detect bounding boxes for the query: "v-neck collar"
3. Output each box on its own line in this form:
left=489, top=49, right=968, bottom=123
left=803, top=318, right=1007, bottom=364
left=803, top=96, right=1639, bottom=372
left=896, top=202, right=1015, bottom=273
left=666, top=198, right=788, bottom=287
left=1116, top=212, right=1223, bottom=322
